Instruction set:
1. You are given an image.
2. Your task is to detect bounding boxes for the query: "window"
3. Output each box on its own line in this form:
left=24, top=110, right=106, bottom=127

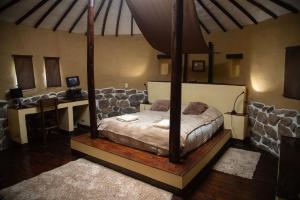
left=13, top=55, right=35, bottom=90
left=44, top=57, right=61, bottom=87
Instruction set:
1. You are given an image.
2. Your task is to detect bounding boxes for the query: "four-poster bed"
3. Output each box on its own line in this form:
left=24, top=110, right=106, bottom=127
left=72, top=0, right=246, bottom=193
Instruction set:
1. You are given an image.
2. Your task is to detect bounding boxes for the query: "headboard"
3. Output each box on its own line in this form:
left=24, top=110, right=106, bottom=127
left=147, top=81, right=247, bottom=114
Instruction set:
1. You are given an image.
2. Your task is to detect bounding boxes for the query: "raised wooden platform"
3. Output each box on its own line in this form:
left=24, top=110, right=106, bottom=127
left=71, top=129, right=231, bottom=192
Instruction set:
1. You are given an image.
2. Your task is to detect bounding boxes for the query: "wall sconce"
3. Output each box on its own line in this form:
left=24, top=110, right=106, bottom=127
left=226, top=54, right=243, bottom=78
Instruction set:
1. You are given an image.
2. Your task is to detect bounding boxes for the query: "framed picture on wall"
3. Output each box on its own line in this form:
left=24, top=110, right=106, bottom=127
left=192, top=60, right=205, bottom=72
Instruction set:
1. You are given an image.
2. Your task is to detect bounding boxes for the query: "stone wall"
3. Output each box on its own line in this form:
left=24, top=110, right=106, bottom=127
left=0, top=100, right=9, bottom=151
left=248, top=101, right=300, bottom=156
left=0, top=88, right=148, bottom=151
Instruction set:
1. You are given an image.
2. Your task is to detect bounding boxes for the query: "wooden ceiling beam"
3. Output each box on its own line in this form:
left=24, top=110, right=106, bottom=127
left=229, top=0, right=257, bottom=24
left=211, top=0, right=243, bottom=29
left=196, top=0, right=227, bottom=32
left=198, top=18, right=210, bottom=34
left=0, top=0, right=21, bottom=14
left=115, top=0, right=124, bottom=36
left=94, top=0, right=106, bottom=21
left=15, top=0, right=49, bottom=25
left=101, top=0, right=112, bottom=36
left=269, top=0, right=298, bottom=13
left=247, top=0, right=277, bottom=19
left=35, top=0, right=62, bottom=28
left=69, top=3, right=88, bottom=33
left=53, top=0, right=78, bottom=31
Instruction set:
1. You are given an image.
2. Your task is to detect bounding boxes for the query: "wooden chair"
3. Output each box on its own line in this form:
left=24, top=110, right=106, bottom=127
left=37, top=98, right=60, bottom=143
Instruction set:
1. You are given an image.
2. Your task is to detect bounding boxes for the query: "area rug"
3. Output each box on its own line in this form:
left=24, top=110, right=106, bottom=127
left=0, top=159, right=172, bottom=200
left=213, top=147, right=261, bottom=179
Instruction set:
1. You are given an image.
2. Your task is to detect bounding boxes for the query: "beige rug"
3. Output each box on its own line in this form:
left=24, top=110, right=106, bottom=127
left=213, top=147, right=261, bottom=179
left=0, top=159, right=172, bottom=200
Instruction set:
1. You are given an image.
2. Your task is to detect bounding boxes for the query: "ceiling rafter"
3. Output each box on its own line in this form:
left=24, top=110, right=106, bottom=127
left=228, top=0, right=257, bottom=24
left=101, top=0, right=113, bottom=36
left=53, top=0, right=78, bottom=31
left=115, top=0, right=124, bottom=36
left=269, top=0, right=298, bottom=13
left=196, top=0, right=227, bottom=32
left=198, top=19, right=210, bottom=34
left=94, top=0, right=106, bottom=21
left=246, top=0, right=277, bottom=19
left=35, top=0, right=62, bottom=28
left=211, top=0, right=243, bottom=29
left=0, top=0, right=21, bottom=14
left=69, top=3, right=88, bottom=33
left=15, top=0, right=49, bottom=25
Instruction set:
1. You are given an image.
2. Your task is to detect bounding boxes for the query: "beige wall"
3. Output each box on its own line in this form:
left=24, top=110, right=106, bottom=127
left=0, top=13, right=300, bottom=110
left=187, top=13, right=300, bottom=110
left=0, top=21, right=165, bottom=99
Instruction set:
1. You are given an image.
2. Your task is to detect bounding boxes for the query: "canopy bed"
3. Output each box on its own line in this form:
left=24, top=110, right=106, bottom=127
left=71, top=0, right=247, bottom=193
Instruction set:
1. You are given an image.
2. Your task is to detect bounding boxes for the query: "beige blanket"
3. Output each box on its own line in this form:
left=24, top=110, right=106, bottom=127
left=98, top=107, right=223, bottom=156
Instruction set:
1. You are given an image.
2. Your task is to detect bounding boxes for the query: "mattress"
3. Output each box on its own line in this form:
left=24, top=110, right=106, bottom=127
left=98, top=107, right=224, bottom=156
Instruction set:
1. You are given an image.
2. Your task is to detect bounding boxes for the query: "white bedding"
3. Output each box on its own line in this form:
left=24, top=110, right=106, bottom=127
left=98, top=107, right=224, bottom=156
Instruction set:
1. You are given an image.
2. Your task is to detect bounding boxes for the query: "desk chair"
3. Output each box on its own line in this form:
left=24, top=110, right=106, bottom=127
left=37, top=98, right=60, bottom=143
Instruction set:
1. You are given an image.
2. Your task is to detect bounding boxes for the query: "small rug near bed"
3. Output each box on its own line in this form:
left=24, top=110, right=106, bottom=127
left=0, top=159, right=172, bottom=200
left=213, top=147, right=261, bottom=179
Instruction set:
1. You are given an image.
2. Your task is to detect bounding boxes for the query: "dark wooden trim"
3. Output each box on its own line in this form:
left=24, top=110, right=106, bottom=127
left=94, top=0, right=106, bottom=21
left=35, top=0, right=61, bottom=28
left=226, top=53, right=243, bottom=59
left=115, top=0, right=124, bottom=37
left=270, top=0, right=298, bottom=13
left=101, top=0, right=112, bottom=36
left=211, top=0, right=243, bottom=29
left=157, top=54, right=171, bottom=59
left=69, top=3, right=88, bottom=33
left=53, top=0, right=78, bottom=31
left=87, top=0, right=97, bottom=139
left=0, top=0, right=21, bottom=14
left=196, top=0, right=226, bottom=32
left=130, top=14, right=134, bottom=36
left=208, top=42, right=214, bottom=84
left=228, top=0, right=257, bottom=24
left=183, top=54, right=188, bottom=83
left=148, top=80, right=246, bottom=87
left=247, top=0, right=277, bottom=19
left=169, top=0, right=184, bottom=163
left=15, top=0, right=49, bottom=25
left=198, top=19, right=210, bottom=34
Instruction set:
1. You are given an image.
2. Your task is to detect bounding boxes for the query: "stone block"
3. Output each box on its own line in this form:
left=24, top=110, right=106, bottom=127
left=121, top=108, right=137, bottom=114
left=31, top=96, right=41, bottom=102
left=95, top=89, right=101, bottom=94
left=264, top=125, right=278, bottom=140
left=101, top=106, right=113, bottom=114
left=273, top=109, right=289, bottom=115
left=251, top=132, right=261, bottom=143
left=268, top=114, right=280, bottom=126
left=271, top=141, right=279, bottom=154
left=126, top=89, right=137, bottom=95
left=249, top=117, right=255, bottom=127
left=297, top=115, right=300, bottom=125
left=99, top=99, right=109, bottom=109
left=284, top=110, right=298, bottom=117
left=262, top=136, right=272, bottom=148
left=41, top=95, right=49, bottom=99
left=116, top=100, right=130, bottom=108
left=108, top=112, right=121, bottom=117
left=97, top=113, right=102, bottom=120
left=115, top=89, right=125, bottom=93
left=278, top=124, right=293, bottom=137
left=115, top=93, right=128, bottom=100
left=289, top=123, right=297, bottom=132
left=144, top=90, right=148, bottom=95
left=113, top=107, right=120, bottom=112
left=248, top=106, right=254, bottom=118
left=96, top=94, right=104, bottom=99
left=57, top=91, right=66, bottom=98
left=110, top=98, right=117, bottom=107
left=253, top=102, right=264, bottom=109
left=129, top=94, right=145, bottom=106
left=104, top=94, right=114, bottom=99
left=279, top=118, right=293, bottom=127
left=257, top=112, right=268, bottom=124
left=101, top=88, right=114, bottom=94
left=295, top=127, right=300, bottom=137
left=262, top=106, right=274, bottom=113
left=253, top=122, right=265, bottom=135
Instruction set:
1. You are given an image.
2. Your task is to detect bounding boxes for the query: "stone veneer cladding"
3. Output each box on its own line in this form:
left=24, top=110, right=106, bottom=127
left=0, top=88, right=148, bottom=151
left=248, top=101, right=300, bottom=156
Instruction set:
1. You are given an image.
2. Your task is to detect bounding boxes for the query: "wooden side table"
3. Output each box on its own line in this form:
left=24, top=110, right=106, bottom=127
left=224, top=112, right=248, bottom=140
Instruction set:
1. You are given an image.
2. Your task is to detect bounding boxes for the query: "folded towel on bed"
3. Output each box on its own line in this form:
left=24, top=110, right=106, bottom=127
left=116, top=114, right=139, bottom=122
left=153, top=119, right=170, bottom=129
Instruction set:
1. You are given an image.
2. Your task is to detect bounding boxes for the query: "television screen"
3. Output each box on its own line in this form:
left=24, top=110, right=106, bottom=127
left=66, top=76, right=80, bottom=88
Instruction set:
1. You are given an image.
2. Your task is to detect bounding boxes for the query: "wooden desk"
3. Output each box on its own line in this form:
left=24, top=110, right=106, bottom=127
left=8, top=99, right=89, bottom=144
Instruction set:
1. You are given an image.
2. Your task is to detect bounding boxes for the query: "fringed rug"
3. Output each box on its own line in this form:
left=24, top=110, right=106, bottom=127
left=0, top=159, right=172, bottom=200
left=213, top=147, right=261, bottom=179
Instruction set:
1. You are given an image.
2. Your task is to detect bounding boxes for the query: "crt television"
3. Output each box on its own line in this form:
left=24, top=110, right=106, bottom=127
left=66, top=76, right=80, bottom=88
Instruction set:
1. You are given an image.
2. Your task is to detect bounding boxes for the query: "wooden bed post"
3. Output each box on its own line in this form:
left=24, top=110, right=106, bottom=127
left=208, top=42, right=214, bottom=84
left=183, top=54, right=188, bottom=83
left=87, top=0, right=97, bottom=139
left=169, top=0, right=184, bottom=163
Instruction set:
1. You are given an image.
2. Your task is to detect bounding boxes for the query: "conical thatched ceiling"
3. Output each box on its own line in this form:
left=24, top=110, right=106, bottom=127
left=0, top=0, right=299, bottom=36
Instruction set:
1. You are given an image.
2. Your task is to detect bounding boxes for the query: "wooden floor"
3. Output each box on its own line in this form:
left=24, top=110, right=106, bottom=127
left=0, top=131, right=278, bottom=200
